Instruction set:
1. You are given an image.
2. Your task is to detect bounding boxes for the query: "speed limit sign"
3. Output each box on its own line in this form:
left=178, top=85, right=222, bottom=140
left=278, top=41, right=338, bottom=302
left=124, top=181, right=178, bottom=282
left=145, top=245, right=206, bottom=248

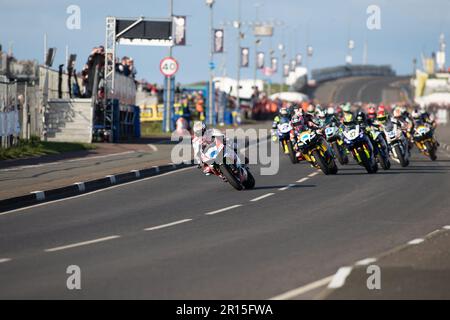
left=160, top=57, right=179, bottom=77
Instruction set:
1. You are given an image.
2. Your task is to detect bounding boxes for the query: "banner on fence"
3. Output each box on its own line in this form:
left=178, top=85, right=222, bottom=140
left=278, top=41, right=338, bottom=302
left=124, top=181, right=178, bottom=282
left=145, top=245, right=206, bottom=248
left=0, top=111, right=20, bottom=137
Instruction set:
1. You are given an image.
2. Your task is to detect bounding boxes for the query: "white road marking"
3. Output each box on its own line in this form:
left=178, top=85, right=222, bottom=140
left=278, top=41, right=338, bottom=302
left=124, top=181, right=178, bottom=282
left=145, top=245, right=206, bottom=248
left=45, top=235, right=121, bottom=252
left=205, top=204, right=243, bottom=216
left=443, top=225, right=450, bottom=230
left=425, top=229, right=441, bottom=238
left=407, top=238, right=424, bottom=245
left=355, top=258, right=377, bottom=266
left=144, top=219, right=192, bottom=231
left=279, top=184, right=295, bottom=191
left=0, top=258, right=12, bottom=264
left=0, top=166, right=196, bottom=217
left=269, top=275, right=334, bottom=300
left=148, top=144, right=158, bottom=152
left=296, top=177, right=309, bottom=183
left=327, top=266, right=353, bottom=289
left=250, top=193, right=275, bottom=202
left=308, top=172, right=319, bottom=178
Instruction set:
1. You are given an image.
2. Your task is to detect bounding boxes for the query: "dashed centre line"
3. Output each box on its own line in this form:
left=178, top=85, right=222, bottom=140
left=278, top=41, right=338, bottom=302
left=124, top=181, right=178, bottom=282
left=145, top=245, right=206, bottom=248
left=279, top=184, right=296, bottom=191
left=250, top=193, right=275, bottom=202
left=144, top=219, right=192, bottom=231
left=45, top=235, right=121, bottom=252
left=205, top=204, right=243, bottom=216
left=297, top=177, right=310, bottom=183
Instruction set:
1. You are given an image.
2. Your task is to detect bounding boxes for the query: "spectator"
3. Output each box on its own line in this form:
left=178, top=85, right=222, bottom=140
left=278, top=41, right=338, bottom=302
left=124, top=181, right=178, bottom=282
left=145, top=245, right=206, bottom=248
left=81, top=45, right=105, bottom=98
left=195, top=91, right=205, bottom=121
left=117, top=56, right=130, bottom=76
left=127, top=57, right=137, bottom=79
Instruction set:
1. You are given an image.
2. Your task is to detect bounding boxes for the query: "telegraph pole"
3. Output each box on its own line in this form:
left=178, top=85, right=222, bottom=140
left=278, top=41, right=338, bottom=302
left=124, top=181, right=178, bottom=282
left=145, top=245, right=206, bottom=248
left=206, top=0, right=215, bottom=126
left=253, top=3, right=262, bottom=89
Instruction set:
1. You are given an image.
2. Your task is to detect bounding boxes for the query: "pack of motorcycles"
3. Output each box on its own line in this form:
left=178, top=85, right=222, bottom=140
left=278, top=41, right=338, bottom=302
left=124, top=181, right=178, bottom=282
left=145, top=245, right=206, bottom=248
left=198, top=108, right=438, bottom=191
left=274, top=110, right=438, bottom=176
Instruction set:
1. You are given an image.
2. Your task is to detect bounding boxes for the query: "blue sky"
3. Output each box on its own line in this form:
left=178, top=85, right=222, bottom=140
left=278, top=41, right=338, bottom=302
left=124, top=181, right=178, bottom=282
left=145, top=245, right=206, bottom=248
left=1, top=0, right=449, bottom=84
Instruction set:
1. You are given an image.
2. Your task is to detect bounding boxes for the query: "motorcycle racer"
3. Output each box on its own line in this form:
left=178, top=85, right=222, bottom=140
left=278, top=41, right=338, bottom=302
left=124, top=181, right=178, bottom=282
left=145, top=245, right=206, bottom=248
left=271, top=107, right=291, bottom=142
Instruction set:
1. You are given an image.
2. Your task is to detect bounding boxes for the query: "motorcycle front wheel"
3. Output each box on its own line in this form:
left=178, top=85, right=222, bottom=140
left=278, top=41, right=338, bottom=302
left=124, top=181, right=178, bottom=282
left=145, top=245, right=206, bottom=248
left=394, top=144, right=409, bottom=167
left=312, top=150, right=331, bottom=175
left=425, top=141, right=437, bottom=161
left=332, top=142, right=348, bottom=165
left=287, top=140, right=299, bottom=164
left=220, top=164, right=243, bottom=190
left=377, top=153, right=391, bottom=170
left=242, top=170, right=256, bottom=190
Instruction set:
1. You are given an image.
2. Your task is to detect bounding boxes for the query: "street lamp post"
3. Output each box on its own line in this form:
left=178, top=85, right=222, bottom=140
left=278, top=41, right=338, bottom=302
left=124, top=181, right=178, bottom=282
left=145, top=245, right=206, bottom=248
left=235, top=0, right=242, bottom=117
left=165, top=0, right=174, bottom=132
left=278, top=43, right=284, bottom=93
left=206, top=0, right=215, bottom=125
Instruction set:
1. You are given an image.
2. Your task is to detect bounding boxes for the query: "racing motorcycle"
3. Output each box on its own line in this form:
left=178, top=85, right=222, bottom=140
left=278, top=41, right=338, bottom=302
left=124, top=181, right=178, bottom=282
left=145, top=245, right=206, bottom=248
left=201, top=133, right=255, bottom=191
left=367, top=126, right=391, bottom=170
left=342, top=124, right=378, bottom=174
left=276, top=120, right=298, bottom=164
left=413, top=124, right=437, bottom=161
left=324, top=123, right=349, bottom=165
left=296, top=129, right=338, bottom=175
left=384, top=121, right=410, bottom=167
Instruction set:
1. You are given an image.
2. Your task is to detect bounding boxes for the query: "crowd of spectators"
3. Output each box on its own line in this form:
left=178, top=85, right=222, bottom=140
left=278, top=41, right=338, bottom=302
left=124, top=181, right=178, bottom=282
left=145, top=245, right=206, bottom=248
left=79, top=45, right=138, bottom=99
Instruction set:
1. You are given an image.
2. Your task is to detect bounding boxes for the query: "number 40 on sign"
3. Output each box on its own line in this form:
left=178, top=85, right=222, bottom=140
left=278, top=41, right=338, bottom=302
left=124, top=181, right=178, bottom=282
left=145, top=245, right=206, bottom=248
left=160, top=57, right=179, bottom=77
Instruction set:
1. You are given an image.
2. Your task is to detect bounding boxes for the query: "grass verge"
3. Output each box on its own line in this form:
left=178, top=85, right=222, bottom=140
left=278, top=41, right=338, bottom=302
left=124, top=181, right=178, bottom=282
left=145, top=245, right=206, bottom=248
left=0, top=138, right=95, bottom=160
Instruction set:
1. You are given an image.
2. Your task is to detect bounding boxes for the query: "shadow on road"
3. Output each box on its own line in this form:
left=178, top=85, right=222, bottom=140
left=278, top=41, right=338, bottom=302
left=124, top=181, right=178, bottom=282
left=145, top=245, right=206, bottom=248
left=338, top=168, right=448, bottom=176
left=252, top=184, right=316, bottom=191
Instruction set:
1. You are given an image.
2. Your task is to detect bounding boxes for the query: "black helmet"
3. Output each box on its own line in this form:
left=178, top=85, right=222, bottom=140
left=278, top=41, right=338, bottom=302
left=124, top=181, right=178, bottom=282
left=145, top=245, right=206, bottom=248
left=356, top=111, right=366, bottom=124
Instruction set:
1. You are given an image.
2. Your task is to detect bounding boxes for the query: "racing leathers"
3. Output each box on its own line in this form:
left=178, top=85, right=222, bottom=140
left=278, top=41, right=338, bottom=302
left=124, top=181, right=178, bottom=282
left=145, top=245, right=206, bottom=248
left=193, top=128, right=225, bottom=175
left=271, top=114, right=292, bottom=141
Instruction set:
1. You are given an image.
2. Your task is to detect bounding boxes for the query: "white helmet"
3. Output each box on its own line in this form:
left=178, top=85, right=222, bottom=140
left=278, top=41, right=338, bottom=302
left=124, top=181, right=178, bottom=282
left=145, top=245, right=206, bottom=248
left=327, top=107, right=335, bottom=115
left=316, top=109, right=326, bottom=118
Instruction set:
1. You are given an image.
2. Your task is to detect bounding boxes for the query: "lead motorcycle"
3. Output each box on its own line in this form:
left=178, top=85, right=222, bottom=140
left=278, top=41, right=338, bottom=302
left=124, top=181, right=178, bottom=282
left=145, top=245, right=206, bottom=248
left=384, top=120, right=410, bottom=167
left=342, top=124, right=378, bottom=174
left=201, top=132, right=255, bottom=191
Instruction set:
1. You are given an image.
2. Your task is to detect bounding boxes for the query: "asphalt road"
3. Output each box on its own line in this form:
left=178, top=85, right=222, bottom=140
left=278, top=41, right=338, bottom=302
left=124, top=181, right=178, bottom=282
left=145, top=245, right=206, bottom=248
left=321, top=228, right=450, bottom=299
left=312, top=76, right=412, bottom=104
left=0, top=127, right=449, bottom=299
